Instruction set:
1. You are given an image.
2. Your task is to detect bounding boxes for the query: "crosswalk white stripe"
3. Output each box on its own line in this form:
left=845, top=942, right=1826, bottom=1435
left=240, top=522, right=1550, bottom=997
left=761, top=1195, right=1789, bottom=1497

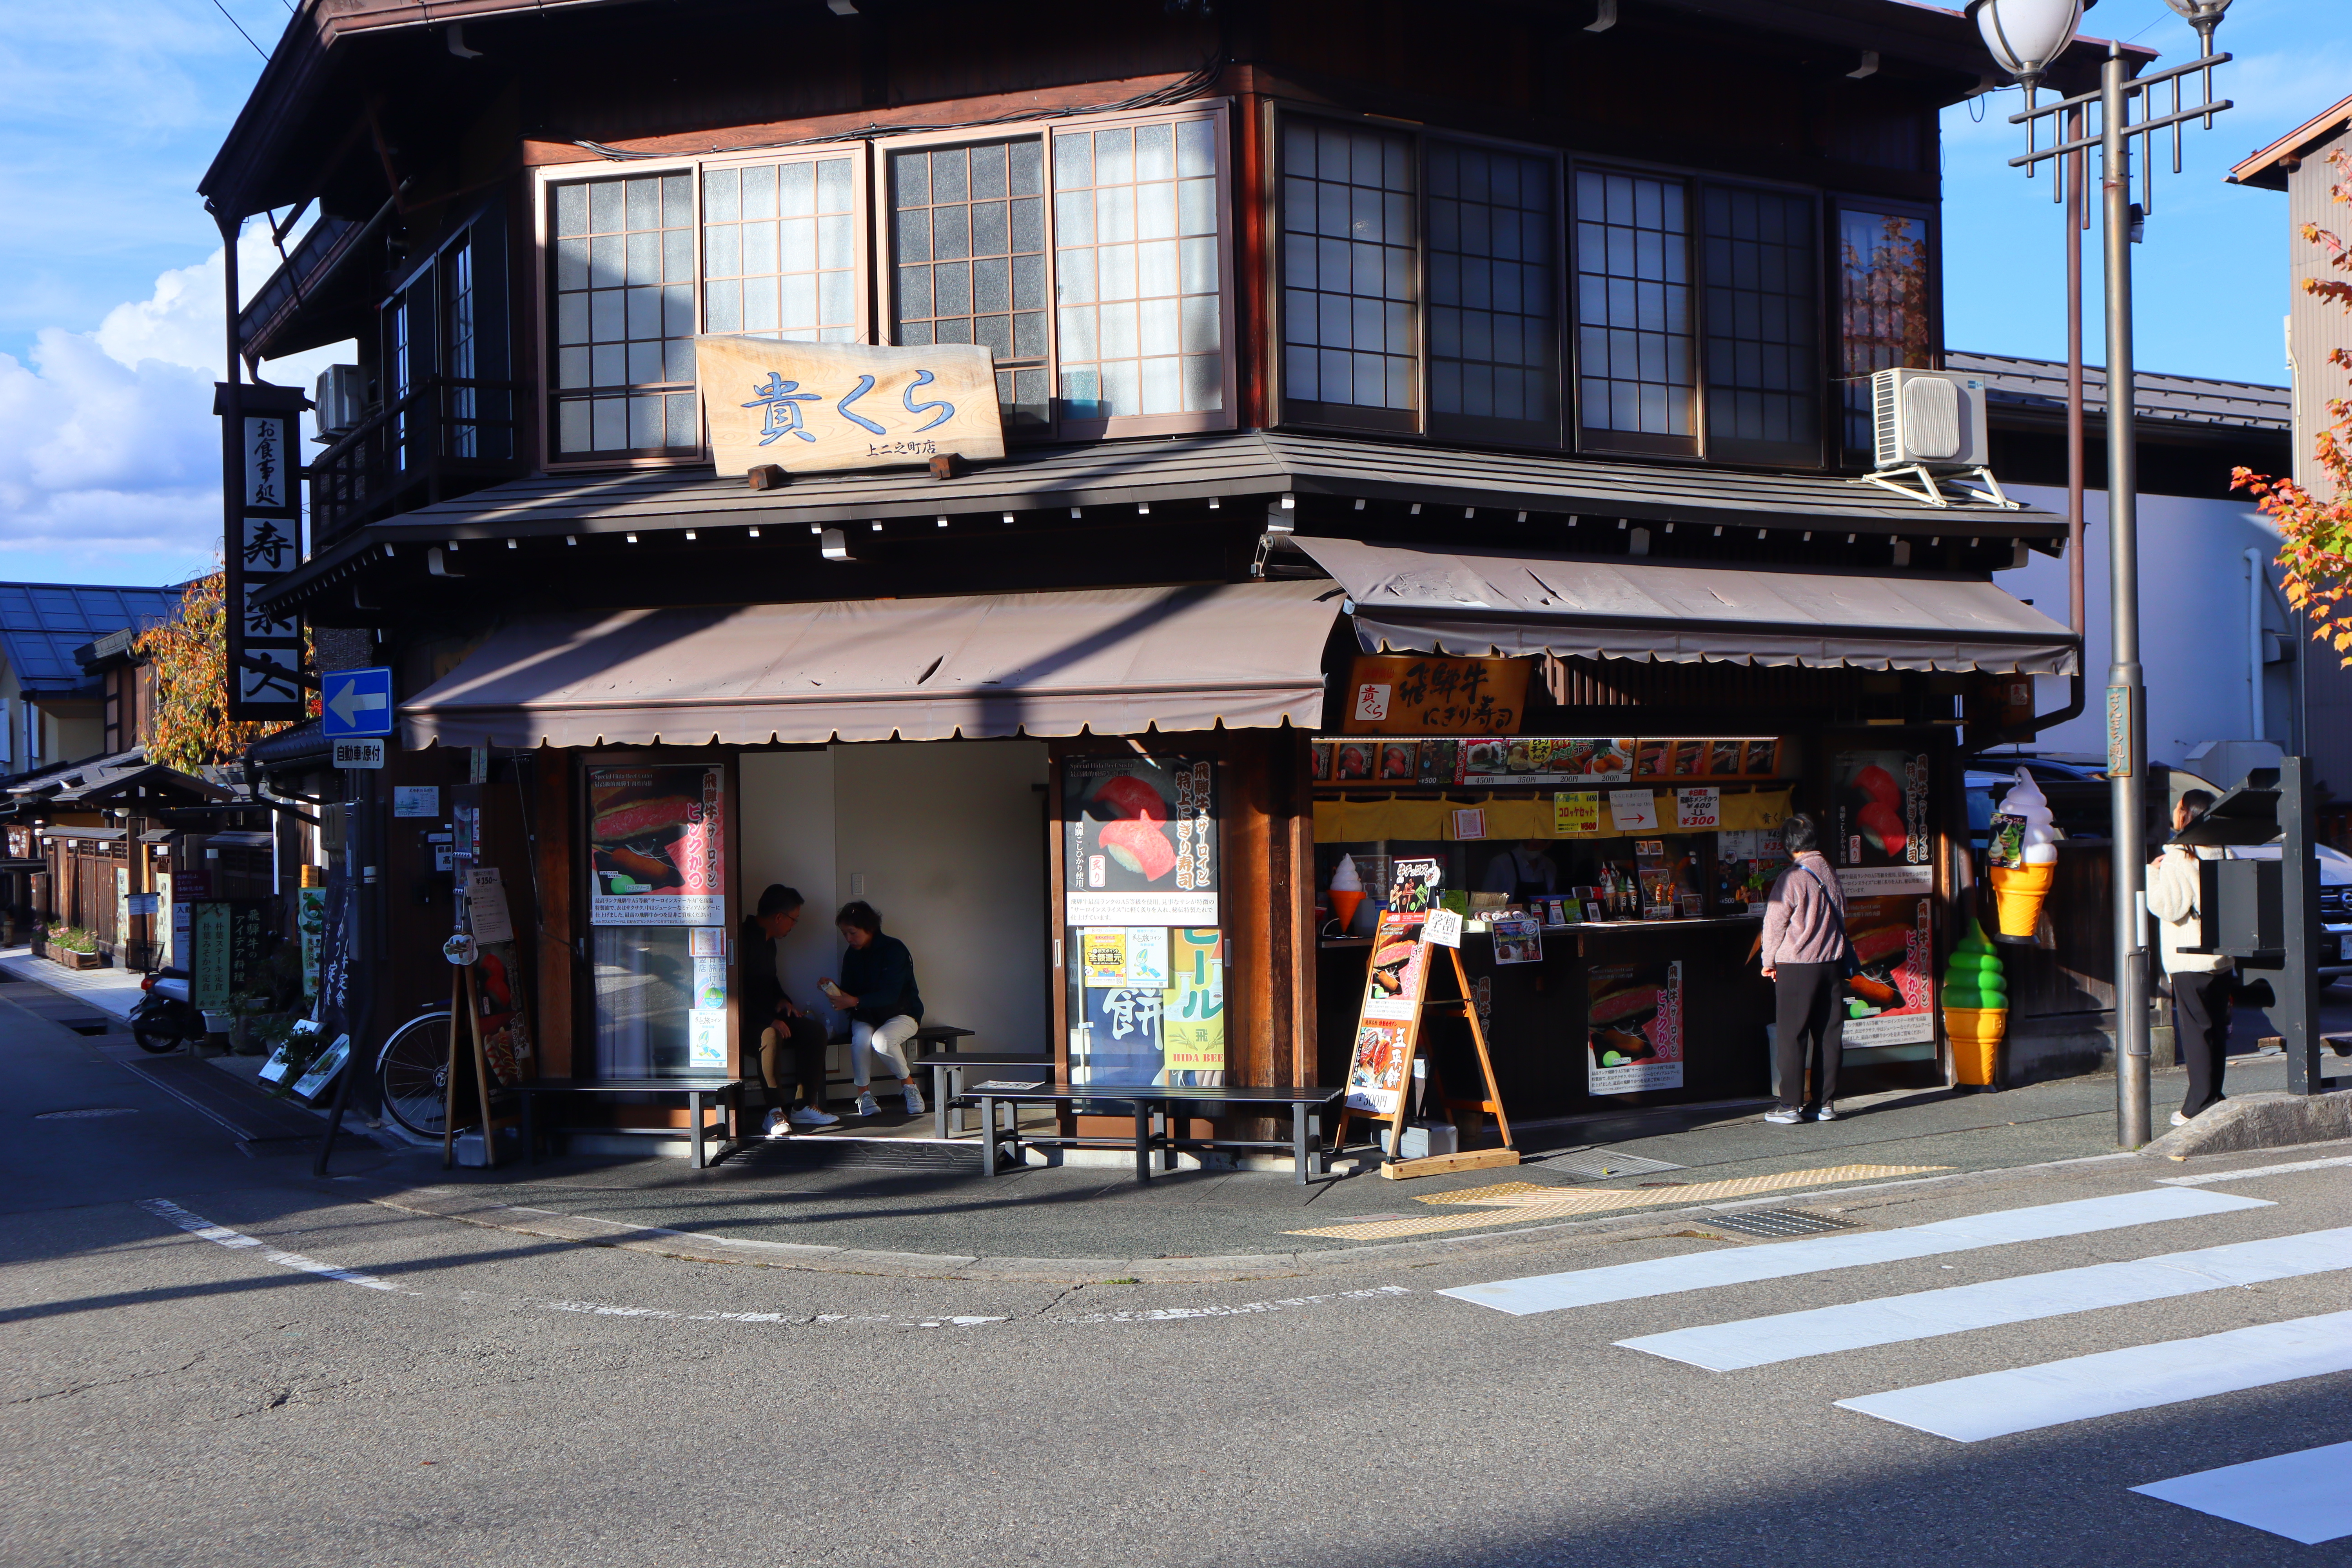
left=2132, top=1441, right=2352, bottom=1544
left=1836, top=1308, right=2352, bottom=1441
left=1438, top=1187, right=2270, bottom=1317
left=138, top=1198, right=403, bottom=1293
left=2158, top=1153, right=2352, bottom=1187
left=1618, top=1226, right=2352, bottom=1370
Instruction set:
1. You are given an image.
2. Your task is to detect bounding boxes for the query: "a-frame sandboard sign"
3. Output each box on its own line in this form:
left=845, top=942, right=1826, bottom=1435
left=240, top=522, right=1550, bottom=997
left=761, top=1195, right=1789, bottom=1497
left=1334, top=905, right=1519, bottom=1180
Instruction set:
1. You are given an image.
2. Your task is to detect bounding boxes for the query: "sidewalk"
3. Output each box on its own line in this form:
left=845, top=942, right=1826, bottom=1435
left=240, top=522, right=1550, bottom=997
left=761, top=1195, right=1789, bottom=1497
left=0, top=946, right=147, bottom=1021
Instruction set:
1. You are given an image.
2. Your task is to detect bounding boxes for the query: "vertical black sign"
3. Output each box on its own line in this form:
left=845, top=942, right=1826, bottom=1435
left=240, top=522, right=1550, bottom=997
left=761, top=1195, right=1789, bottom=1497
left=216, top=380, right=308, bottom=721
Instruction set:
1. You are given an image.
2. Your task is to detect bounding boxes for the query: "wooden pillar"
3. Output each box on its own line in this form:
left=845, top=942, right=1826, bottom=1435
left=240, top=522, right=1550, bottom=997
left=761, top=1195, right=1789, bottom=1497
left=533, top=749, right=576, bottom=1077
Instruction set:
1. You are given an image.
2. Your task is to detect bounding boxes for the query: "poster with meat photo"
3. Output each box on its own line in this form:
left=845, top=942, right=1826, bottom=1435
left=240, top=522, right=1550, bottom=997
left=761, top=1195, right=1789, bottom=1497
left=1344, top=1020, right=1416, bottom=1114
left=1831, top=749, right=1931, bottom=869
left=1065, top=755, right=1217, bottom=924
left=588, top=766, right=727, bottom=926
left=1587, top=959, right=1684, bottom=1094
left=1362, top=910, right=1429, bottom=1022
left=1836, top=866, right=1936, bottom=1047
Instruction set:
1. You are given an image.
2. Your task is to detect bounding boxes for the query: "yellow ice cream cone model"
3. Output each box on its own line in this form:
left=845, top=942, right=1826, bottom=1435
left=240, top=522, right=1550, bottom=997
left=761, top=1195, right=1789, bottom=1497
left=1942, top=919, right=2008, bottom=1087
left=1988, top=862, right=2054, bottom=938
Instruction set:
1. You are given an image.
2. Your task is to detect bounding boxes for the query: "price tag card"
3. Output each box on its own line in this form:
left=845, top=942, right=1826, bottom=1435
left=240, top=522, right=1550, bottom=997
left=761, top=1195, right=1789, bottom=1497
left=1675, top=787, right=1721, bottom=829
left=1609, top=789, right=1660, bottom=832
left=1423, top=908, right=1464, bottom=948
left=1451, top=808, right=1488, bottom=840
left=1553, top=791, right=1600, bottom=835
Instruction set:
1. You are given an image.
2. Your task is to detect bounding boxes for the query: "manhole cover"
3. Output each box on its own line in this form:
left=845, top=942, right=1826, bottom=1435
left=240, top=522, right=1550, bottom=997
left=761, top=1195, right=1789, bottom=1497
left=35, top=1107, right=140, bottom=1120
left=1706, top=1208, right=1858, bottom=1239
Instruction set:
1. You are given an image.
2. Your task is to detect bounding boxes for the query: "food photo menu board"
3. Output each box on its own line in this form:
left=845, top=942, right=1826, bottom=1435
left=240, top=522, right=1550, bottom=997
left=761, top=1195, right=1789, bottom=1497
left=1316, top=737, right=1787, bottom=786
left=1065, top=755, right=1218, bottom=925
left=587, top=766, right=726, bottom=926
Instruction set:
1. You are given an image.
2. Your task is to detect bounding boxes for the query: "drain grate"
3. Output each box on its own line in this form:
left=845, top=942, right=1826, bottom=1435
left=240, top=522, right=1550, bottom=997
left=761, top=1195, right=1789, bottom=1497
left=35, top=1107, right=140, bottom=1120
left=1706, top=1208, right=1858, bottom=1239
left=59, top=1018, right=114, bottom=1036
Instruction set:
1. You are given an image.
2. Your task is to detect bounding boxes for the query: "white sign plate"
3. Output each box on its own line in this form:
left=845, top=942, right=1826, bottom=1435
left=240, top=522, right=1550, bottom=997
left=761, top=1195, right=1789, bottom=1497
left=334, top=738, right=385, bottom=769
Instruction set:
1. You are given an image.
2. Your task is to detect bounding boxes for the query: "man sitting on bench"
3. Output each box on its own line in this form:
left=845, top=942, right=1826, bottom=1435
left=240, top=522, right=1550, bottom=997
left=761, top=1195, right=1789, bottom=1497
left=742, top=884, right=838, bottom=1136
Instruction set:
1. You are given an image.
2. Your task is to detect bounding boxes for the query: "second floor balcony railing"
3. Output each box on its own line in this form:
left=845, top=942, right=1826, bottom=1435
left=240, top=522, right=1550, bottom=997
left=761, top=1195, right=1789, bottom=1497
left=309, top=375, right=528, bottom=546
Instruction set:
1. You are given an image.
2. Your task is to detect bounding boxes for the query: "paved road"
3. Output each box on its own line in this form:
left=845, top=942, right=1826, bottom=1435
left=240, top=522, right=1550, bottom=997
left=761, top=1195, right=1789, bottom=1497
left=5, top=983, right=2350, bottom=1565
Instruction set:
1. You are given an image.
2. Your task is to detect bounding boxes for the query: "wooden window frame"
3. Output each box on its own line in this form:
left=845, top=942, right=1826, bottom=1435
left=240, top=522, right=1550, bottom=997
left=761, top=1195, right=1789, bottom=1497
left=532, top=145, right=875, bottom=475
left=874, top=100, right=1239, bottom=444
left=1270, top=105, right=1568, bottom=450
left=1697, top=180, right=1826, bottom=470
left=1829, top=194, right=1940, bottom=469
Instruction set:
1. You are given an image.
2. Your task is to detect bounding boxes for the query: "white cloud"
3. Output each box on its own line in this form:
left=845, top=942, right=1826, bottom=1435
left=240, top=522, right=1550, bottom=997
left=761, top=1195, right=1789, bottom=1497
left=0, top=227, right=348, bottom=581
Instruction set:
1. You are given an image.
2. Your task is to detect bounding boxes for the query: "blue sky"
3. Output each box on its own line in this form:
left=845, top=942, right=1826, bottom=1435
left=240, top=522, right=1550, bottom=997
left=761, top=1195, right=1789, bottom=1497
left=0, top=0, right=2344, bottom=587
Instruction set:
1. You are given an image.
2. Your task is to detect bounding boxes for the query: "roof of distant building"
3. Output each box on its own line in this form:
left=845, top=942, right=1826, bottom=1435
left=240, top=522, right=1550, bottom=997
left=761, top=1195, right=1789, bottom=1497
left=2229, top=93, right=2352, bottom=192
left=1947, top=351, right=2290, bottom=434
left=0, top=583, right=187, bottom=697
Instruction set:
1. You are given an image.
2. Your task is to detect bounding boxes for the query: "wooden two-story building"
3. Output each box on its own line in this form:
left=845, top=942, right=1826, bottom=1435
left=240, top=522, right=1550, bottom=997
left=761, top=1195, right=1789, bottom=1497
left=210, top=0, right=2107, bottom=1149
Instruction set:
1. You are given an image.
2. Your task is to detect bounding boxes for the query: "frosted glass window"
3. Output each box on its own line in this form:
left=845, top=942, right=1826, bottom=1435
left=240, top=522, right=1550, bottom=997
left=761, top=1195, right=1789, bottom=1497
left=1281, top=121, right=1417, bottom=411
left=891, top=138, right=1049, bottom=429
left=550, top=172, right=698, bottom=455
left=1575, top=170, right=1693, bottom=439
left=1053, top=118, right=1222, bottom=419
left=1428, top=140, right=1555, bottom=429
left=702, top=156, right=857, bottom=347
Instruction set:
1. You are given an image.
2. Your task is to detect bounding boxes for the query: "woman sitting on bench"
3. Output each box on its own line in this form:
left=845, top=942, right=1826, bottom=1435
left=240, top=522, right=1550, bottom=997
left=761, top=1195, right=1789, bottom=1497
left=823, top=900, right=926, bottom=1118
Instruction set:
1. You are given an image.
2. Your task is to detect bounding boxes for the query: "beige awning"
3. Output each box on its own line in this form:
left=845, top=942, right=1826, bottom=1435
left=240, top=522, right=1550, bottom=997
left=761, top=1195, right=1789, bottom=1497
left=1296, top=538, right=2079, bottom=675
left=399, top=581, right=1347, bottom=749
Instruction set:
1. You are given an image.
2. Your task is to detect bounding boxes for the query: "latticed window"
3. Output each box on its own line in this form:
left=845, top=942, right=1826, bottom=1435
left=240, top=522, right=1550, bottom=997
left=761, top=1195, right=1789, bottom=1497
left=1702, top=185, right=1818, bottom=463
left=1837, top=206, right=1934, bottom=456
left=1428, top=142, right=1556, bottom=440
left=1575, top=170, right=1693, bottom=448
left=704, top=156, right=858, bottom=344
left=889, top=138, right=1051, bottom=430
left=1281, top=121, right=1418, bottom=420
left=550, top=172, right=698, bottom=458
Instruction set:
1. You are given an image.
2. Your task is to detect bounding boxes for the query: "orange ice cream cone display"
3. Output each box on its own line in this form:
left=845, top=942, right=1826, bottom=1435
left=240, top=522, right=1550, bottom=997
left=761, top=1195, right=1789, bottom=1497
left=1988, top=862, right=2054, bottom=939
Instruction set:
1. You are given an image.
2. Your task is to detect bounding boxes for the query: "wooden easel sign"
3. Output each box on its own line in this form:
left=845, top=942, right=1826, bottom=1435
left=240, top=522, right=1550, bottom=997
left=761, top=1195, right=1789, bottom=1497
left=1337, top=907, right=1518, bottom=1180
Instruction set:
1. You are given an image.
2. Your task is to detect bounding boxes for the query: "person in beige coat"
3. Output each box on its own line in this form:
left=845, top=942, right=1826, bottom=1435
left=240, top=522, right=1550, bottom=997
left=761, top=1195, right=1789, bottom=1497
left=2147, top=789, right=2232, bottom=1125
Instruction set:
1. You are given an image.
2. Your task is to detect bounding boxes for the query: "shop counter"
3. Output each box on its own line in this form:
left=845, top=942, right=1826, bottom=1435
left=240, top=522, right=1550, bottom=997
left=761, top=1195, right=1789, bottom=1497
left=1319, top=916, right=1774, bottom=1121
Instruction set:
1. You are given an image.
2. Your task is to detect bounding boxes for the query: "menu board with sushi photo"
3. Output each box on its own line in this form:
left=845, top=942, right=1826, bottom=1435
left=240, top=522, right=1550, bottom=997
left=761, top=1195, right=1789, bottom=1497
left=1706, top=739, right=1746, bottom=777
left=1363, top=909, right=1430, bottom=1021
left=1836, top=866, right=1936, bottom=1046
left=1378, top=740, right=1419, bottom=780
left=1588, top=959, right=1684, bottom=1094
left=1417, top=738, right=1459, bottom=785
left=1065, top=755, right=1217, bottom=924
left=587, top=765, right=726, bottom=926
left=1455, top=736, right=1639, bottom=786
left=1831, top=749, right=1931, bottom=868
left=1333, top=740, right=1375, bottom=781
left=1310, top=742, right=1334, bottom=782
left=1344, top=1020, right=1416, bottom=1114
left=1743, top=737, right=1783, bottom=776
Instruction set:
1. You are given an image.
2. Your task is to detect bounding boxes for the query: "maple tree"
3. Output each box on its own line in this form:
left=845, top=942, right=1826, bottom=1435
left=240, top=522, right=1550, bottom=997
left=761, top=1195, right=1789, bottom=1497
left=2236, top=148, right=2352, bottom=662
left=134, top=568, right=310, bottom=772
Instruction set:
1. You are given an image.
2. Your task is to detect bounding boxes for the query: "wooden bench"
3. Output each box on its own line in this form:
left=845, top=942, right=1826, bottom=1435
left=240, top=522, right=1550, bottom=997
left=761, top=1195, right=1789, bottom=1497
left=512, top=1077, right=740, bottom=1169
left=959, top=1080, right=1346, bottom=1184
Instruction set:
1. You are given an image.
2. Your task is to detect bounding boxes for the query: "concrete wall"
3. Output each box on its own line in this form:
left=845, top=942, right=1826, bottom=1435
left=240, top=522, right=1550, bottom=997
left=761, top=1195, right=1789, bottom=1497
left=1998, top=481, right=2310, bottom=781
left=737, top=739, right=1051, bottom=1056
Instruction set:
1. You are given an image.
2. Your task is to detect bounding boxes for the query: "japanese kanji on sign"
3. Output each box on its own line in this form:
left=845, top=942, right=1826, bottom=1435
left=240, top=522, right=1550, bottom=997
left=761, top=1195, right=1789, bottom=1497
left=215, top=380, right=307, bottom=721
left=696, top=336, right=1005, bottom=476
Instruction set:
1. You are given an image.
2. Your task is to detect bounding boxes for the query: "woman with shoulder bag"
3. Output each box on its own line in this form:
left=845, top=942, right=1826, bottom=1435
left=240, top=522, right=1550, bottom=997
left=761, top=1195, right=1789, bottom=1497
left=1758, top=813, right=1851, bottom=1125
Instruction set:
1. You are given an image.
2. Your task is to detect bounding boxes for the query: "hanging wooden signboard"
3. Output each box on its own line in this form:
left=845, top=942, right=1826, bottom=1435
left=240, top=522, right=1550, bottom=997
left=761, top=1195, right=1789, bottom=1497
left=1335, top=909, right=1518, bottom=1180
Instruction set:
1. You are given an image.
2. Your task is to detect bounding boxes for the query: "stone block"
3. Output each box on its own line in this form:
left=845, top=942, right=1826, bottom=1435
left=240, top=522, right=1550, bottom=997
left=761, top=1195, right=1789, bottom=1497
left=2140, top=1089, right=2352, bottom=1159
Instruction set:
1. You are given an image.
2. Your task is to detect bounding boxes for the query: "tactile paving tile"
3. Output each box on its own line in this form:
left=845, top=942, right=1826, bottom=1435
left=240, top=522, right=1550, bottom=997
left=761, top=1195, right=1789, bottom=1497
left=1701, top=1207, right=1860, bottom=1239
left=1283, top=1164, right=1946, bottom=1241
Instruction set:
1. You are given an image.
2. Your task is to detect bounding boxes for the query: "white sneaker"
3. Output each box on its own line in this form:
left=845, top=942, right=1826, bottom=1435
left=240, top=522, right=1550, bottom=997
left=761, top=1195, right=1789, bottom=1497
left=855, top=1090, right=880, bottom=1117
left=790, top=1105, right=840, bottom=1127
left=762, top=1108, right=790, bottom=1139
left=1763, top=1107, right=1804, bottom=1125
left=2170, top=1109, right=2190, bottom=1127
left=903, top=1081, right=926, bottom=1115
left=1812, top=1103, right=1838, bottom=1123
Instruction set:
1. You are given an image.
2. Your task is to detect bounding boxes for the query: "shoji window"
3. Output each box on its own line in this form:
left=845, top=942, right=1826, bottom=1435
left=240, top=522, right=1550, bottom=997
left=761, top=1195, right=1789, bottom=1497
left=889, top=137, right=1052, bottom=430
left=1574, top=169, right=1695, bottom=454
left=549, top=172, right=698, bottom=459
left=703, top=155, right=859, bottom=345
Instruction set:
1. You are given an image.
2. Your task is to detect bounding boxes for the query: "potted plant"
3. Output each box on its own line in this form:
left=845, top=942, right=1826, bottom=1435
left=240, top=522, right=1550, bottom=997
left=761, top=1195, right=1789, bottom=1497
left=45, top=926, right=100, bottom=971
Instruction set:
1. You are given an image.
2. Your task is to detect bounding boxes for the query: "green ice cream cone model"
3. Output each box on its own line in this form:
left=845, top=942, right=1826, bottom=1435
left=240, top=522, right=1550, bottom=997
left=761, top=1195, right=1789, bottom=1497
left=1942, top=918, right=2008, bottom=1086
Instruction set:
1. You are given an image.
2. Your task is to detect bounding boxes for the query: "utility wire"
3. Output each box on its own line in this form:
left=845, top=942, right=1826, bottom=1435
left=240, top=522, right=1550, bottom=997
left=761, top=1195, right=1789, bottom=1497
left=209, top=0, right=269, bottom=58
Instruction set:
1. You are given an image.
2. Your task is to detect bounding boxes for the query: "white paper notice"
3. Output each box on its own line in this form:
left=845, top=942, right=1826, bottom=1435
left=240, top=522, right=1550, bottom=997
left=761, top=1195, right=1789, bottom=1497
left=1123, top=927, right=1170, bottom=988
left=1423, top=908, right=1464, bottom=948
left=393, top=786, right=440, bottom=818
left=1452, top=808, right=1488, bottom=840
left=463, top=870, right=515, bottom=945
left=1609, top=790, right=1660, bottom=831
left=1675, top=788, right=1721, bottom=829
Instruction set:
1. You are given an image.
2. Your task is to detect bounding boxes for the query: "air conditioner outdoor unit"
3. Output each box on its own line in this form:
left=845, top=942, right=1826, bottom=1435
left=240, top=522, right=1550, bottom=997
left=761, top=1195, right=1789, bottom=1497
left=314, top=364, right=365, bottom=443
left=1861, top=367, right=2013, bottom=510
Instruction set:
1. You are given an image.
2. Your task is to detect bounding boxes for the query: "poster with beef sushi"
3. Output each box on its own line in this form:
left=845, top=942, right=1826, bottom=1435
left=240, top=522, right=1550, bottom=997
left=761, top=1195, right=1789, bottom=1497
left=1344, top=1020, right=1416, bottom=1114
left=1587, top=959, right=1684, bottom=1094
left=1065, top=755, right=1217, bottom=924
left=1836, top=866, right=1936, bottom=1046
left=588, top=766, right=727, bottom=926
left=1363, top=910, right=1430, bottom=1021
left=1831, top=749, right=1931, bottom=868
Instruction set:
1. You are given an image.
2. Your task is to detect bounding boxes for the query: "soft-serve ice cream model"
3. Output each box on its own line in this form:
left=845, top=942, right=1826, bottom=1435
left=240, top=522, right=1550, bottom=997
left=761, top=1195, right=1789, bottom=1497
left=1985, top=768, right=2058, bottom=941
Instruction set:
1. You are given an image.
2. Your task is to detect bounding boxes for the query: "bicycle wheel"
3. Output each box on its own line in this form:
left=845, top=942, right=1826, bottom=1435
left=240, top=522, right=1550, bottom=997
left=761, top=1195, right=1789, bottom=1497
left=377, top=1011, right=457, bottom=1138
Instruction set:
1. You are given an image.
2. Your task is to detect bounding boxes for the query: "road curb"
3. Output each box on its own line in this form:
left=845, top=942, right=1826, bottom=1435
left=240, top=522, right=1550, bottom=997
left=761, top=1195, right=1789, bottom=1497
left=2140, top=1091, right=2352, bottom=1159
left=361, top=1150, right=2152, bottom=1285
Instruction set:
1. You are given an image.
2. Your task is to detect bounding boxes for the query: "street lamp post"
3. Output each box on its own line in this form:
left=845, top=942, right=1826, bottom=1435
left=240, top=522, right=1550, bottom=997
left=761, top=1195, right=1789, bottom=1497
left=1967, top=0, right=2233, bottom=1149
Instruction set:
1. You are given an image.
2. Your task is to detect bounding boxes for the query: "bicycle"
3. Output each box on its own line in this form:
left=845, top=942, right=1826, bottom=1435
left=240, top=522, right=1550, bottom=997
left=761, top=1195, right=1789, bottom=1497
left=375, top=1006, right=459, bottom=1138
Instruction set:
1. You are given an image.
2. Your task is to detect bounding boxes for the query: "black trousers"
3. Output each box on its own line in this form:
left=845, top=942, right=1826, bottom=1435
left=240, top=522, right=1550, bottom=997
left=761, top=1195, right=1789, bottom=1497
left=2172, top=969, right=2234, bottom=1118
left=1774, top=961, right=1846, bottom=1111
left=754, top=1014, right=829, bottom=1107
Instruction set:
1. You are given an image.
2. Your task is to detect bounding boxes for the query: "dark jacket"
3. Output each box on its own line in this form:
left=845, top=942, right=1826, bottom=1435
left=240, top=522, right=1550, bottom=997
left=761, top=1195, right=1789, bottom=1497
left=841, top=933, right=923, bottom=1025
left=737, top=916, right=790, bottom=1043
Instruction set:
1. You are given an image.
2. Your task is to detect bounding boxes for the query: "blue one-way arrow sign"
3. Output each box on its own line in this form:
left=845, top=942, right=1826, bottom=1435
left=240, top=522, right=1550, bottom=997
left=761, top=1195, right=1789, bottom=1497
left=321, top=666, right=395, bottom=739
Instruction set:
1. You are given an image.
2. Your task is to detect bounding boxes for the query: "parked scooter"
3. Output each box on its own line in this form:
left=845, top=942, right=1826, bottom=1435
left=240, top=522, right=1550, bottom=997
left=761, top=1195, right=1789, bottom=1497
left=129, top=967, right=204, bottom=1054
